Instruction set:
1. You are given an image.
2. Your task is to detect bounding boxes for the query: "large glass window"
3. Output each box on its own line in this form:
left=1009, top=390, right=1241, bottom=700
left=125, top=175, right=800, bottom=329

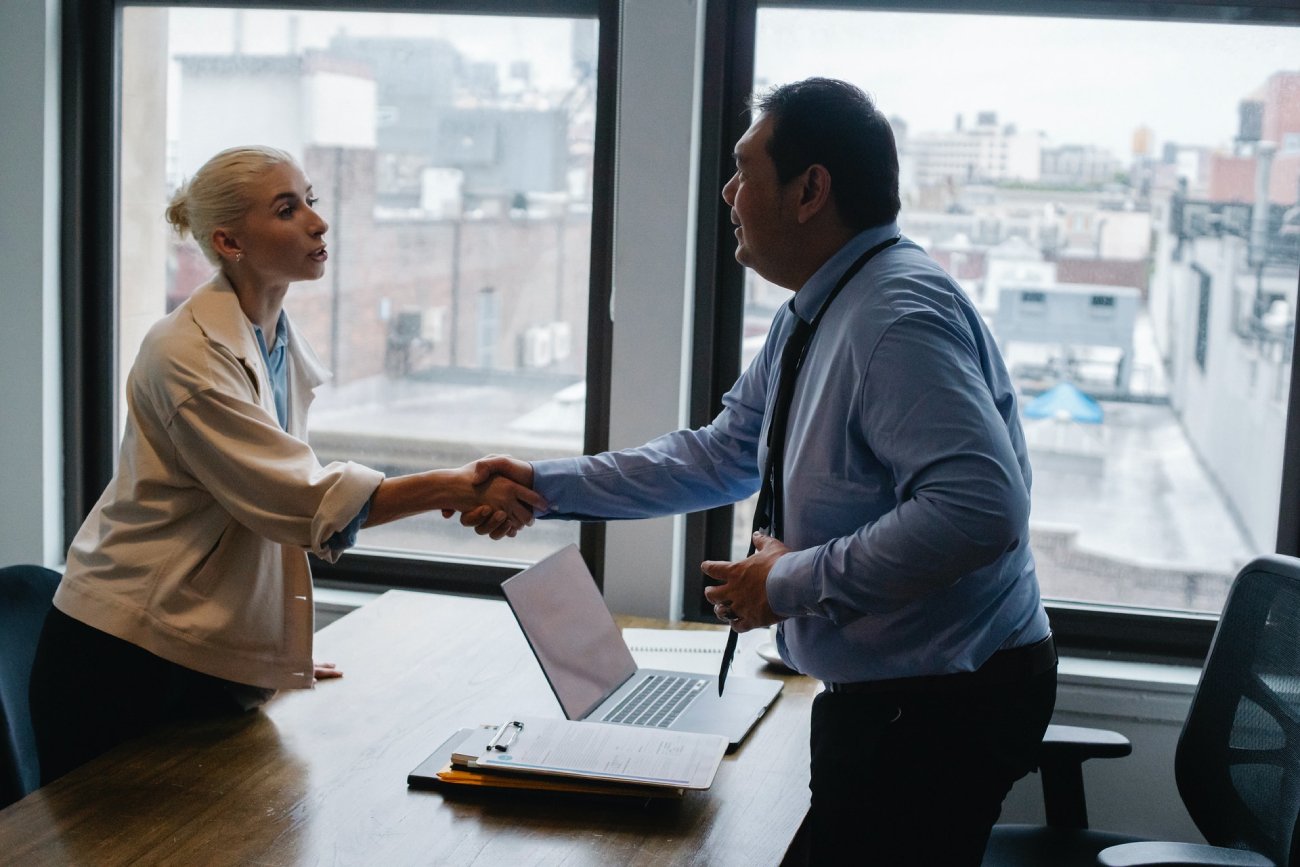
left=725, top=8, right=1300, bottom=616
left=119, top=6, right=604, bottom=567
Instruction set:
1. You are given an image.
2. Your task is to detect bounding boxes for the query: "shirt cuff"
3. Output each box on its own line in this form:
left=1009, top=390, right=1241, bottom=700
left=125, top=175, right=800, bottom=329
left=531, top=456, right=595, bottom=520
left=325, top=497, right=372, bottom=552
left=312, top=462, right=384, bottom=563
left=766, top=545, right=823, bottom=618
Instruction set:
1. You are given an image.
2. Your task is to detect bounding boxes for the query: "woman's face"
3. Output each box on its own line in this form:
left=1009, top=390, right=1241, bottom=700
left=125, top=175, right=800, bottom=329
left=229, top=161, right=329, bottom=286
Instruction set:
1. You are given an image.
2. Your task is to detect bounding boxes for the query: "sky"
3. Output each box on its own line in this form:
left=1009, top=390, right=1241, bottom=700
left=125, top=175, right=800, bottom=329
left=756, top=9, right=1300, bottom=157
left=153, top=6, right=1300, bottom=160
left=161, top=8, right=585, bottom=93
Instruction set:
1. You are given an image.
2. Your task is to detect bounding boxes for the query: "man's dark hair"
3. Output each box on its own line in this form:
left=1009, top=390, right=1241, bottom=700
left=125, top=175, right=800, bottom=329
left=755, top=78, right=901, bottom=230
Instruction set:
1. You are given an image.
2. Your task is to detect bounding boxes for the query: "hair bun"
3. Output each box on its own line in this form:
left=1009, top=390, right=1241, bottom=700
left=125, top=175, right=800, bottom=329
left=165, top=188, right=192, bottom=237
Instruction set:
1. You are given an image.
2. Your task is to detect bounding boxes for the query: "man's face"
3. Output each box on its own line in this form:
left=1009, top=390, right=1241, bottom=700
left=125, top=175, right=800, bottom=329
left=721, top=114, right=798, bottom=285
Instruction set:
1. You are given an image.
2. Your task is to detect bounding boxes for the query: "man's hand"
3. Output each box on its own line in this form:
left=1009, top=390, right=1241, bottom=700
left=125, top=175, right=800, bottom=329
left=445, top=455, right=546, bottom=539
left=701, top=532, right=789, bottom=632
left=469, top=454, right=535, bottom=489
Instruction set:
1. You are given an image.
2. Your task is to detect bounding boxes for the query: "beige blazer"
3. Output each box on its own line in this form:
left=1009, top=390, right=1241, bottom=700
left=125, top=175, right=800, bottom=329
left=57, top=273, right=384, bottom=691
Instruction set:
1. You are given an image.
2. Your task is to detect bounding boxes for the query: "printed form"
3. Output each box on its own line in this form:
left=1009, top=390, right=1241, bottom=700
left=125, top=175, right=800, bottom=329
left=471, top=716, right=727, bottom=789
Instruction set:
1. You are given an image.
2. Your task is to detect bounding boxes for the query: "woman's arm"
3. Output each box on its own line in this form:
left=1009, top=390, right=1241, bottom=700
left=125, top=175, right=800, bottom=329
left=366, top=462, right=548, bottom=539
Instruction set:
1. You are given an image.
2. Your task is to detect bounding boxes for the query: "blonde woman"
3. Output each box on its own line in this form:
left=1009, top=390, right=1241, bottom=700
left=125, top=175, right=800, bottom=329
left=29, top=146, right=543, bottom=783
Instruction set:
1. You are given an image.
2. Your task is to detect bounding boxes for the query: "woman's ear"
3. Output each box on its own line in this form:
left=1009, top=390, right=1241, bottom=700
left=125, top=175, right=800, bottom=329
left=211, top=228, right=243, bottom=264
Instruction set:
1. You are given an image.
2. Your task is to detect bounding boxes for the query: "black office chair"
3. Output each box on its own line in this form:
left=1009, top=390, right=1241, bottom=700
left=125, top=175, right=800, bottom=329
left=0, top=564, right=59, bottom=808
left=984, top=554, right=1300, bottom=867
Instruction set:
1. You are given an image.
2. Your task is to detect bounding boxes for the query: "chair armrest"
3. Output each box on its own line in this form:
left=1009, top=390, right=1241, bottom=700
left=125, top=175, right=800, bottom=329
left=1040, top=723, right=1133, bottom=762
left=1036, top=724, right=1133, bottom=829
left=1098, top=841, right=1275, bottom=866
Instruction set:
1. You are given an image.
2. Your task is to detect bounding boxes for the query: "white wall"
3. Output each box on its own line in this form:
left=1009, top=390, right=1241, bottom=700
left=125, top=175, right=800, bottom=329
left=120, top=7, right=171, bottom=434
left=179, top=71, right=306, bottom=176
left=1098, top=209, right=1153, bottom=260
left=1161, top=233, right=1288, bottom=552
left=1005, top=130, right=1043, bottom=183
left=302, top=71, right=377, bottom=149
left=599, top=0, right=705, bottom=620
left=0, top=0, right=62, bottom=568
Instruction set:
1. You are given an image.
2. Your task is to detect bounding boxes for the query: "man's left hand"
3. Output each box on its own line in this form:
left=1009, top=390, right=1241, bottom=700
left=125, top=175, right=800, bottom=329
left=701, top=532, right=789, bottom=632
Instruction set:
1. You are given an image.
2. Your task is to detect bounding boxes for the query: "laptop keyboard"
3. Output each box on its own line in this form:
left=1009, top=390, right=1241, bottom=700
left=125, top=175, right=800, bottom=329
left=602, top=674, right=708, bottom=728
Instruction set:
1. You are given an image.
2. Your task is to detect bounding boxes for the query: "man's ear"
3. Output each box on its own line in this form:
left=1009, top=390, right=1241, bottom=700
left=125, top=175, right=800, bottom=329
left=796, top=164, right=833, bottom=224
left=211, top=228, right=243, bottom=263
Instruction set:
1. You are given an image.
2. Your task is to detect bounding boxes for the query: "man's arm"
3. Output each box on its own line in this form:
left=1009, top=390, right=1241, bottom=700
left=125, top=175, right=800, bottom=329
left=467, top=332, right=779, bottom=525
left=765, top=311, right=1030, bottom=625
left=465, top=420, right=764, bottom=526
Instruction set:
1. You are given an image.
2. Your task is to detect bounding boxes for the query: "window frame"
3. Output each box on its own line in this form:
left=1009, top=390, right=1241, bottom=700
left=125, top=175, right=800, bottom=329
left=61, top=0, right=619, bottom=593
left=683, top=0, right=1300, bottom=663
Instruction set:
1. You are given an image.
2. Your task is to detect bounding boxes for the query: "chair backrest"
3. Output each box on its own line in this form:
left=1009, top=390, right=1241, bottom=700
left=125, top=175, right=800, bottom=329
left=0, top=565, right=60, bottom=808
left=1175, top=555, right=1300, bottom=867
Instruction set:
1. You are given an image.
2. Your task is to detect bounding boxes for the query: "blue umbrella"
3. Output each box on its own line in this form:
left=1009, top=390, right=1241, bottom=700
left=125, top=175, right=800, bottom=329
left=1023, top=382, right=1103, bottom=424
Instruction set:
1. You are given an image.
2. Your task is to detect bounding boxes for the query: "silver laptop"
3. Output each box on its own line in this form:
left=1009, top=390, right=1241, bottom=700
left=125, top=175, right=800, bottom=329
left=501, top=544, right=782, bottom=750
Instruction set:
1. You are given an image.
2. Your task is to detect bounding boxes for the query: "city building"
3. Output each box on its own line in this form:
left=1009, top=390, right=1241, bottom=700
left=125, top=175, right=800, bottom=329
left=170, top=43, right=591, bottom=391
left=1040, top=143, right=1122, bottom=187
left=903, top=111, right=1043, bottom=189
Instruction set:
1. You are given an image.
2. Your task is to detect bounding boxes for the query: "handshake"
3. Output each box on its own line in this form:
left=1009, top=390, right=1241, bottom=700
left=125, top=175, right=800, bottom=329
left=445, top=455, right=545, bottom=540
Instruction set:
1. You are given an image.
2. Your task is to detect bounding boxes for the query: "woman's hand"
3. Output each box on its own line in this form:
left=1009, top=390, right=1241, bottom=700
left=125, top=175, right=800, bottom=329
left=448, top=456, right=546, bottom=539
left=313, top=660, right=343, bottom=683
left=368, top=462, right=546, bottom=539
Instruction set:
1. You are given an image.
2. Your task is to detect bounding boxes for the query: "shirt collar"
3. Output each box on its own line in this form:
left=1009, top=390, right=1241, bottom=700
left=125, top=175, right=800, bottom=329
left=791, top=221, right=900, bottom=323
left=253, top=311, right=288, bottom=357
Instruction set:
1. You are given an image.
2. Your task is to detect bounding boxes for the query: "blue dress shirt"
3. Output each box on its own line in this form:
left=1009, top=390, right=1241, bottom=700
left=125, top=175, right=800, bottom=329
left=254, top=314, right=369, bottom=551
left=531, top=222, right=1050, bottom=683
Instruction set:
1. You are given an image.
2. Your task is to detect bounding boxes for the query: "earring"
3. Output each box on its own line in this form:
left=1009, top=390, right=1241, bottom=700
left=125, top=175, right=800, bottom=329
left=235, top=252, right=244, bottom=263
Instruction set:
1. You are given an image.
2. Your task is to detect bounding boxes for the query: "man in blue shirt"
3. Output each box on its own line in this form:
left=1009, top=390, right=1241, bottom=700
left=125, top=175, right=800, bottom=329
left=476, top=78, right=1055, bottom=865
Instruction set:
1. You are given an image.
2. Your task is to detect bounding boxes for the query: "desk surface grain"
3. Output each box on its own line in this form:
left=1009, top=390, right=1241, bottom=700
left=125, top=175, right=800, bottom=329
left=0, top=590, right=815, bottom=866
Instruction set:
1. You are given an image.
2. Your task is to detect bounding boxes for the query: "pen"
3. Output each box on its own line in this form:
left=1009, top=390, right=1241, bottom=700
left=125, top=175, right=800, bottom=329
left=486, top=720, right=524, bottom=752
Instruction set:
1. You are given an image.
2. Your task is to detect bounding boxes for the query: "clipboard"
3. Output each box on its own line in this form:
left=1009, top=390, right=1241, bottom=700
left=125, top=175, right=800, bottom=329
left=452, top=716, right=727, bottom=790
left=407, top=727, right=688, bottom=799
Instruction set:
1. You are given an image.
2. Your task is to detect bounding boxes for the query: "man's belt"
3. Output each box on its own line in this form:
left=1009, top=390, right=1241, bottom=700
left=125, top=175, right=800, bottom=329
left=824, top=634, right=1057, bottom=695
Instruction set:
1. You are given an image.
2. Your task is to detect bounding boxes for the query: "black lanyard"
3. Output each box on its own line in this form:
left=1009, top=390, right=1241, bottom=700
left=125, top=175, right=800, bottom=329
left=719, top=233, right=899, bottom=696
left=753, top=234, right=901, bottom=545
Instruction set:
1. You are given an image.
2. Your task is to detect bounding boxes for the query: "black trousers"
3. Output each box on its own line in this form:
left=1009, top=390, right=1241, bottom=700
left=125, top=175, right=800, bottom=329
left=28, top=607, right=246, bottom=786
left=807, top=656, right=1057, bottom=866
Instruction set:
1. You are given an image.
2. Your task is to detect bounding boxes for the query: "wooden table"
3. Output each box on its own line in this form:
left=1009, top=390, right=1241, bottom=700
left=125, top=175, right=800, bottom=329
left=0, top=590, right=817, bottom=866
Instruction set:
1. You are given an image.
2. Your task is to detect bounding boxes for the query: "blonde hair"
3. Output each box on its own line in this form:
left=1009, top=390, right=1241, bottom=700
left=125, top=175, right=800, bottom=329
left=164, top=145, right=300, bottom=264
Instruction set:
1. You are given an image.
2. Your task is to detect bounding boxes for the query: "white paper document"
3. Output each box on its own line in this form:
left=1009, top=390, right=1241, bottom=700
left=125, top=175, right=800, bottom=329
left=470, top=715, right=728, bottom=790
left=622, top=627, right=728, bottom=676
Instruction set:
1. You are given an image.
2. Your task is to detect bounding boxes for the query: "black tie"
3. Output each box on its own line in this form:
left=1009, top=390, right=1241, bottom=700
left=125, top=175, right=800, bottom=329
left=717, top=236, right=899, bottom=696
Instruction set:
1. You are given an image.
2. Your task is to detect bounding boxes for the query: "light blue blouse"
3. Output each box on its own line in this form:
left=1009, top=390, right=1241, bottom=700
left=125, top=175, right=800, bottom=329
left=254, top=314, right=369, bottom=551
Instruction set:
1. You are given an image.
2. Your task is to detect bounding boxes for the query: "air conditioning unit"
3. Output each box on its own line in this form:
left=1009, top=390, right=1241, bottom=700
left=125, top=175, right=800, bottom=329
left=522, top=326, right=554, bottom=368
left=422, top=307, right=446, bottom=344
left=551, top=322, right=572, bottom=361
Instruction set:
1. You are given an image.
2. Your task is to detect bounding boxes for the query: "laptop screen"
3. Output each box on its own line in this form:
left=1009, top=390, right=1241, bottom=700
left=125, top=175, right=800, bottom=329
left=501, top=544, right=639, bottom=720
